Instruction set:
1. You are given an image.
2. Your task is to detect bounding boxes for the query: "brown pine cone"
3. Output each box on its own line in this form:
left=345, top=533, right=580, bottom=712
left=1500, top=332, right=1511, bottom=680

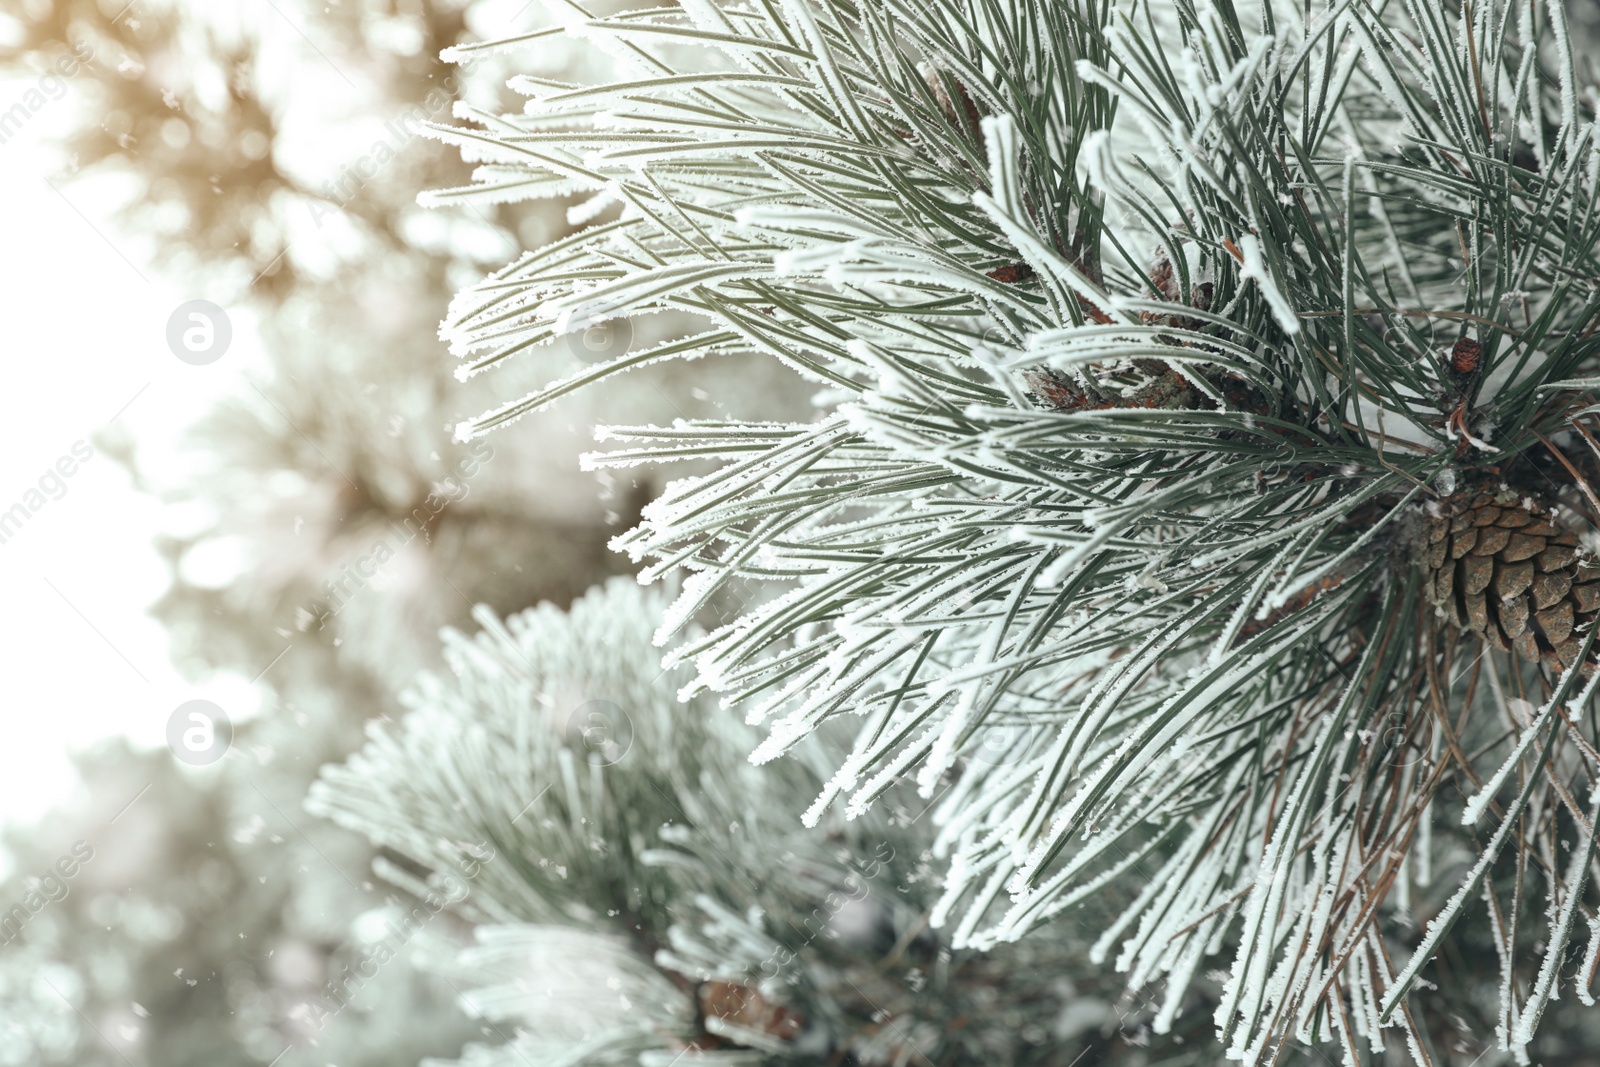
left=1420, top=485, right=1600, bottom=670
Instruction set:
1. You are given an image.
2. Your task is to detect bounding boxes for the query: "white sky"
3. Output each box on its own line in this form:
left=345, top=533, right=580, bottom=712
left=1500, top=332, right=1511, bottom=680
left=0, top=76, right=265, bottom=831
left=0, top=0, right=542, bottom=840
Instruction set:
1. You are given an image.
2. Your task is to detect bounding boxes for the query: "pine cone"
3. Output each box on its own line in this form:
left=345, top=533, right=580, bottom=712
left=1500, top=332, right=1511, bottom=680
left=1420, top=485, right=1600, bottom=670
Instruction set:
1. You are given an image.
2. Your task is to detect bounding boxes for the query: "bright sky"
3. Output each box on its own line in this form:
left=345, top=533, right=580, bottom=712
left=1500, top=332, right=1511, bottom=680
left=0, top=75, right=264, bottom=831
left=0, top=0, right=541, bottom=840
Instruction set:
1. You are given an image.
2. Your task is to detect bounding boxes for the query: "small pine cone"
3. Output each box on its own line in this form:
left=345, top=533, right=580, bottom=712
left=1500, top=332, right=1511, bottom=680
left=1449, top=336, right=1483, bottom=379
left=1420, top=486, right=1600, bottom=670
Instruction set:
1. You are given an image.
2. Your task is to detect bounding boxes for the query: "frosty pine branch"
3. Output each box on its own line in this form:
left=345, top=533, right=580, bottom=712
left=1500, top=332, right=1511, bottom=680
left=419, top=0, right=1600, bottom=1061
left=312, top=581, right=1118, bottom=1066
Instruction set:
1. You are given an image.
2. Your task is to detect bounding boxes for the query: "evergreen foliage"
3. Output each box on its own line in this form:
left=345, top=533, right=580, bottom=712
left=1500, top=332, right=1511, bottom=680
left=311, top=580, right=1208, bottom=1065
left=417, top=0, right=1600, bottom=1060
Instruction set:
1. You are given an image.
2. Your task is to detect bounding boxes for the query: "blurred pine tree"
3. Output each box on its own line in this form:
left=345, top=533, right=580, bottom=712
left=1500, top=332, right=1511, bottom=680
left=0, top=2, right=800, bottom=1065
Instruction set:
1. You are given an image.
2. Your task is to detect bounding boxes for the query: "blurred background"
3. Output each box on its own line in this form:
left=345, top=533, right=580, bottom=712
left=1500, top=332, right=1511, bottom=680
left=2, top=2, right=1599, bottom=1066
left=0, top=1, right=807, bottom=1063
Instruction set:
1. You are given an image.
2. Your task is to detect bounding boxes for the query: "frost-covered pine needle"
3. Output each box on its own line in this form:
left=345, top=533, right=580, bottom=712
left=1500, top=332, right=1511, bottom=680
left=418, top=0, right=1600, bottom=1060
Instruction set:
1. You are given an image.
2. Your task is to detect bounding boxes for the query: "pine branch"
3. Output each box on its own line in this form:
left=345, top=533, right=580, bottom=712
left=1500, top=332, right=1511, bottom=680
left=415, top=1, right=1600, bottom=1061
left=312, top=581, right=1192, bottom=1066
